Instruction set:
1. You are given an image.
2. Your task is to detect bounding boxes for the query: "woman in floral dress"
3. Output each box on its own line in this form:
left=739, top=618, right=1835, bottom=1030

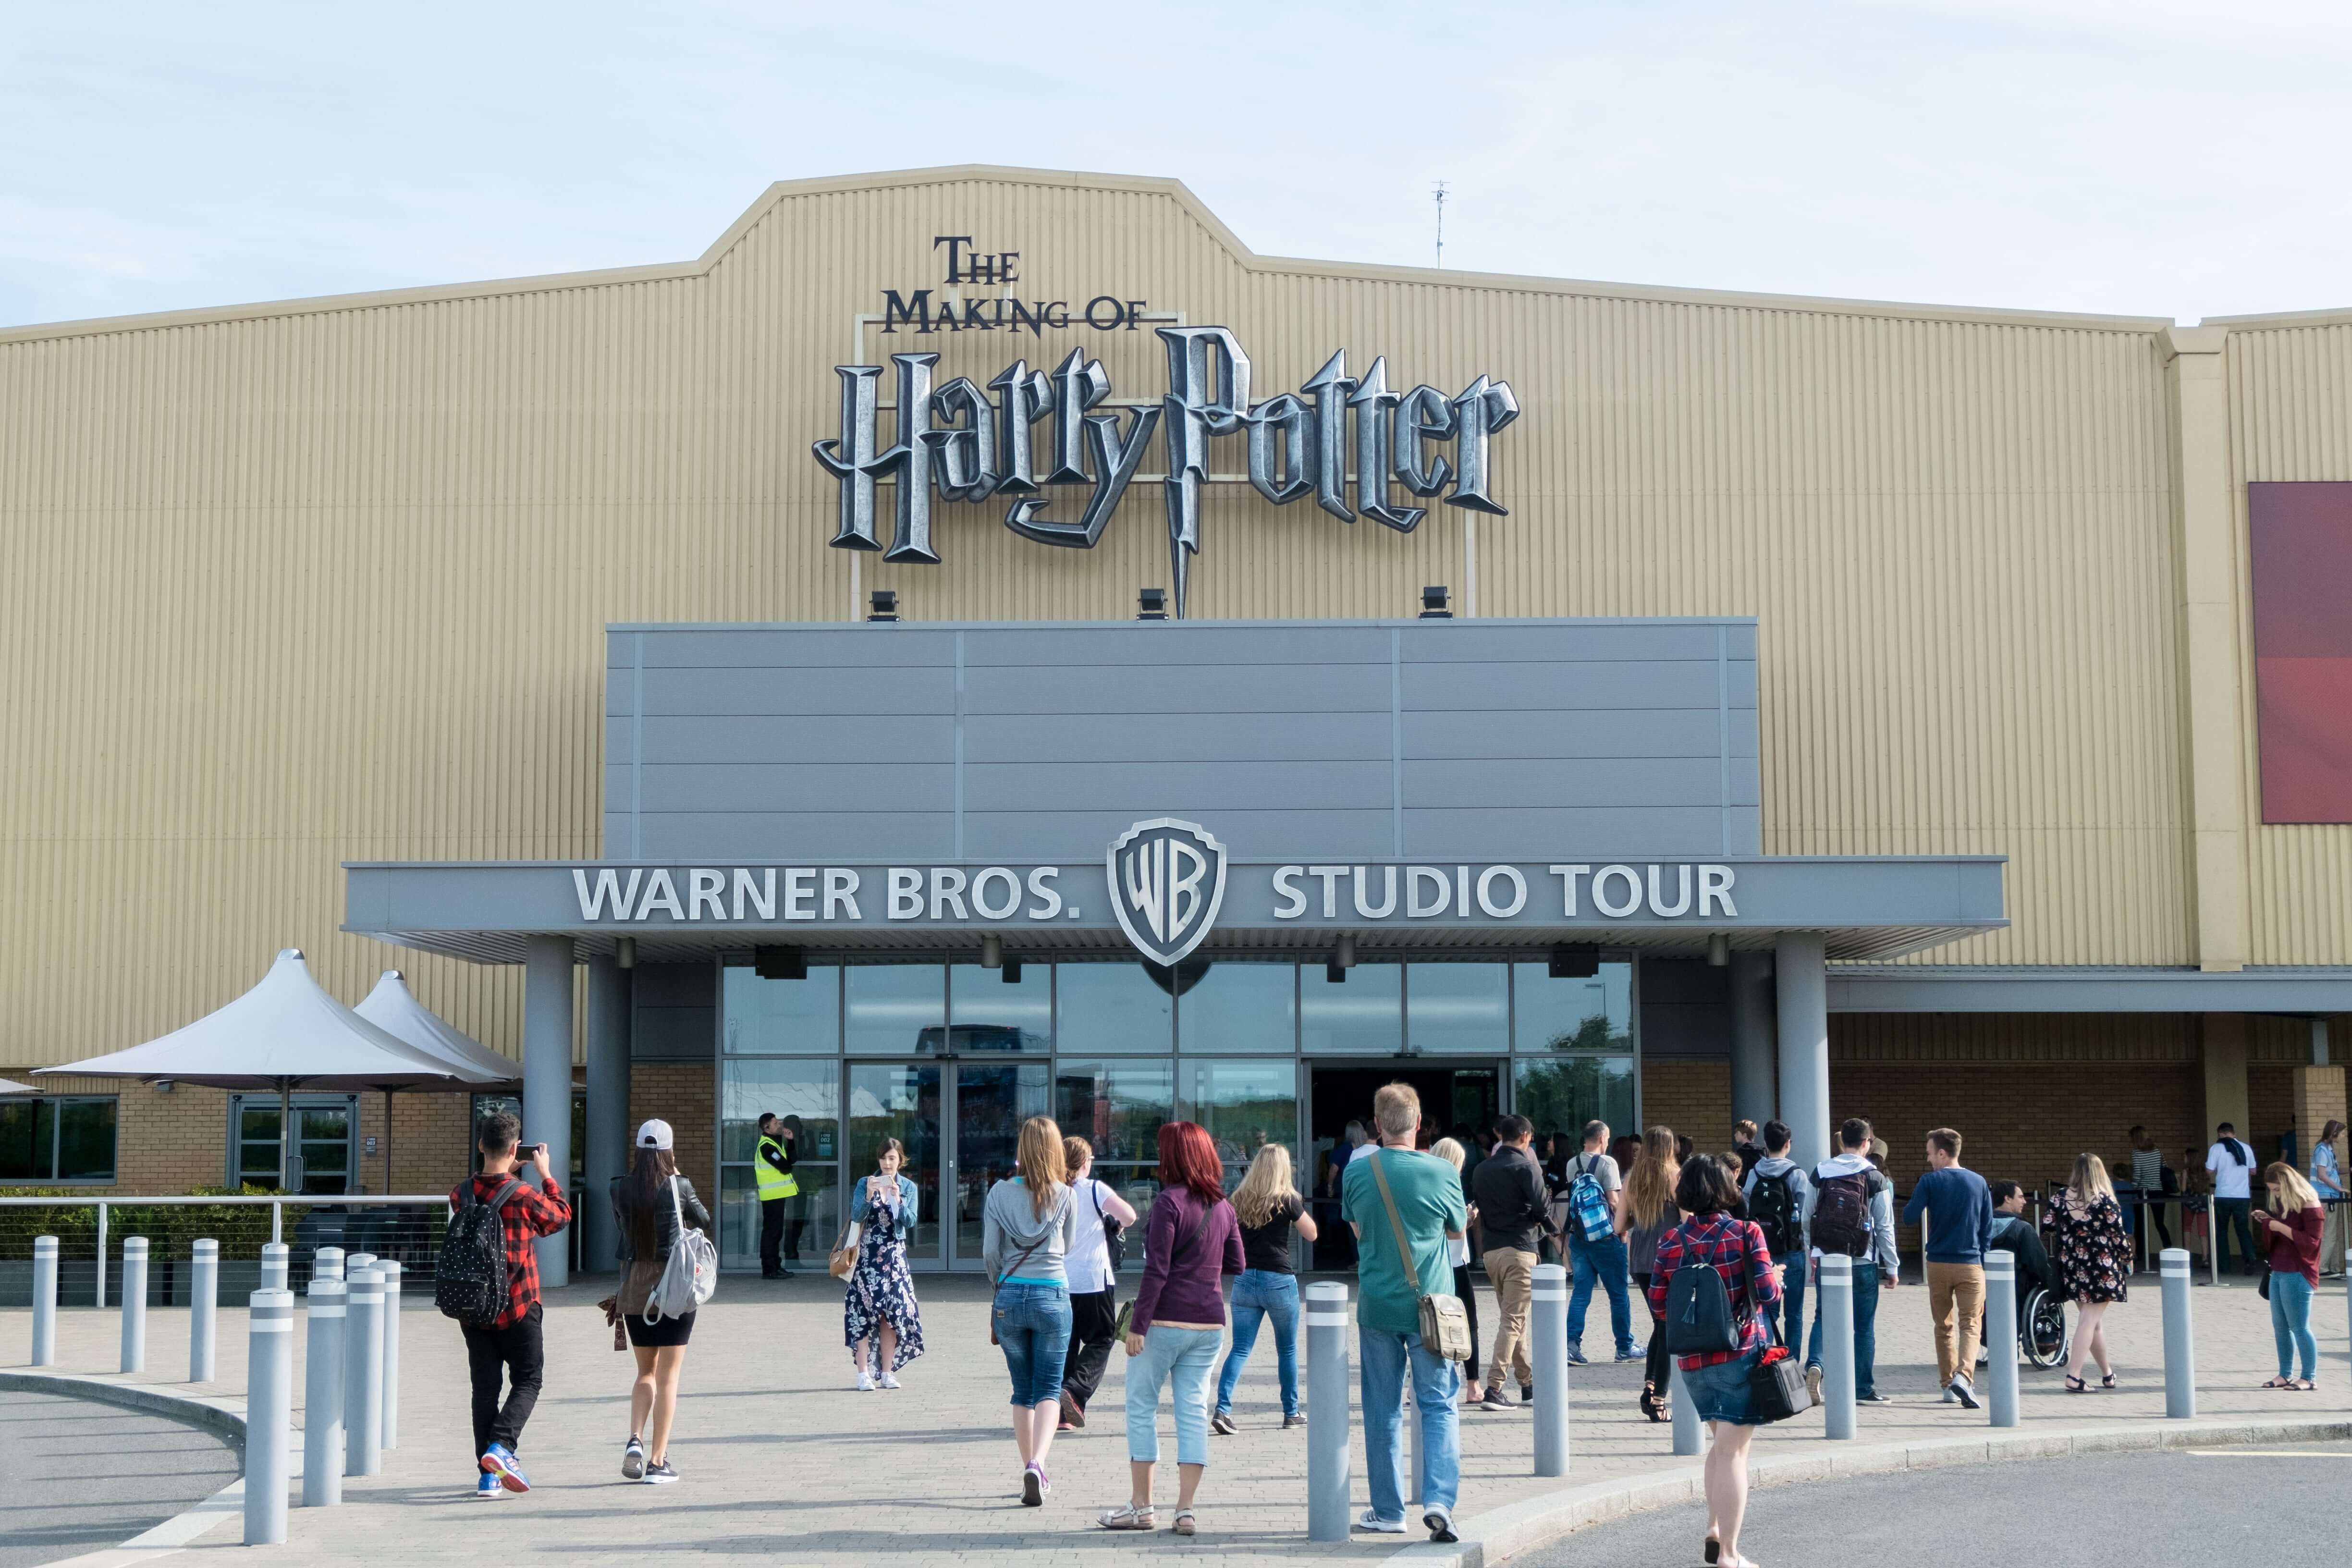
left=2047, top=1152, right=2130, bottom=1392
left=845, top=1138, right=925, bottom=1389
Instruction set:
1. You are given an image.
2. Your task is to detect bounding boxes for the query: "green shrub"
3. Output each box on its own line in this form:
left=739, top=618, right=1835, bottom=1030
left=0, top=1184, right=309, bottom=1260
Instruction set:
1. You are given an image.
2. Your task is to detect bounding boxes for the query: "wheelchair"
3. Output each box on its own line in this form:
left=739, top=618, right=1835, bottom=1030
left=1974, top=1282, right=2070, bottom=1370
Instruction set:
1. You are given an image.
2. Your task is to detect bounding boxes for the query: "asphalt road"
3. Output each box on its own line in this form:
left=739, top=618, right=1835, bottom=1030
left=1518, top=1441, right=2352, bottom=1566
left=0, top=1389, right=241, bottom=1568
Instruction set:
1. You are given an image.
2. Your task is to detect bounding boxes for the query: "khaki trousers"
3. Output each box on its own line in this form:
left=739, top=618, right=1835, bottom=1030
left=2322, top=1203, right=2348, bottom=1276
left=1925, top=1261, right=1986, bottom=1386
left=1482, top=1247, right=1538, bottom=1389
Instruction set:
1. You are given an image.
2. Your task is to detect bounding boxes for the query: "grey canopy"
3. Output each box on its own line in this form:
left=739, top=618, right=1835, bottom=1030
left=0, top=1077, right=35, bottom=1096
left=354, top=970, right=518, bottom=1086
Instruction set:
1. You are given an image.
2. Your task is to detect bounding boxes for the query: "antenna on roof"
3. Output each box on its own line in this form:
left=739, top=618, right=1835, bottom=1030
left=1433, top=180, right=1449, bottom=269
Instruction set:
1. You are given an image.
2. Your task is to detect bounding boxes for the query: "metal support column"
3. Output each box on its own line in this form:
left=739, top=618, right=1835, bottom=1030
left=1727, top=949, right=1778, bottom=1128
left=584, top=952, right=631, bottom=1275
left=1774, top=931, right=1831, bottom=1169
left=523, top=933, right=576, bottom=1289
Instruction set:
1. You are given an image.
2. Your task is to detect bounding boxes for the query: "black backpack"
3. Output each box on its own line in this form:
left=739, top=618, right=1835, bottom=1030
left=1091, top=1181, right=1125, bottom=1273
left=436, top=1178, right=520, bottom=1327
left=1663, top=1225, right=1741, bottom=1356
left=1750, top=1168, right=1802, bottom=1258
left=1810, top=1169, right=1881, bottom=1257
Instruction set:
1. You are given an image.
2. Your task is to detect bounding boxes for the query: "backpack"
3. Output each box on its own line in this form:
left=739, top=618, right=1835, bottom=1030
left=1567, top=1154, right=1614, bottom=1243
left=436, top=1177, right=521, bottom=1327
left=1663, top=1224, right=1742, bottom=1356
left=1750, top=1167, right=1802, bottom=1258
left=645, top=1175, right=719, bottom=1323
left=1810, top=1168, right=1881, bottom=1258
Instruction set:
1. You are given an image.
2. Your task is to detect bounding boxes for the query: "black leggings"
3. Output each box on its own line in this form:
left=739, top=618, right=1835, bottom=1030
left=1452, top=1262, right=1482, bottom=1384
left=1633, top=1272, right=1670, bottom=1395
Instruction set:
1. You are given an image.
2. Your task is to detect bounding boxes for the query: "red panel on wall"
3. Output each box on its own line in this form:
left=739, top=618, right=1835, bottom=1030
left=2249, top=481, right=2352, bottom=824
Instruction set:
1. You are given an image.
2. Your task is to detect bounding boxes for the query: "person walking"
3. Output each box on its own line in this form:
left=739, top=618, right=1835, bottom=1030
left=2206, top=1123, right=2261, bottom=1279
left=1058, top=1135, right=1135, bottom=1429
left=1428, top=1138, right=1487, bottom=1408
left=1562, top=1120, right=1637, bottom=1365
left=1740, top=1120, right=1812, bottom=1355
left=2254, top=1162, right=2325, bottom=1389
left=609, top=1119, right=708, bottom=1485
left=1470, top=1112, right=1548, bottom=1409
left=1099, top=1121, right=1243, bottom=1536
left=449, top=1113, right=571, bottom=1498
left=845, top=1137, right=924, bottom=1391
left=1341, top=1082, right=1469, bottom=1544
left=1802, top=1116, right=1899, bottom=1406
left=1646, top=1155, right=1783, bottom=1568
left=754, top=1112, right=799, bottom=1278
left=1213, top=1141, right=1317, bottom=1432
left=2309, top=1120, right=2345, bottom=1278
left=1903, top=1126, right=1993, bottom=1409
left=984, top=1115, right=1078, bottom=1507
left=2047, top=1153, right=2131, bottom=1393
left=1619, top=1125, right=1681, bottom=1421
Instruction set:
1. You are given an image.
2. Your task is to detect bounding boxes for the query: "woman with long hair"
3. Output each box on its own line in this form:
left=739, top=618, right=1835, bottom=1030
left=845, top=1137, right=924, bottom=1390
left=1645, top=1156, right=1781, bottom=1568
left=1059, top=1134, right=1138, bottom=1430
left=982, top=1115, right=1078, bottom=1507
left=609, top=1119, right=710, bottom=1485
left=2254, top=1162, right=2325, bottom=1389
left=1212, top=1141, right=1317, bottom=1432
left=1427, top=1138, right=1487, bottom=1408
left=2047, top=1152, right=2131, bottom=1392
left=1617, top=1125, right=1681, bottom=1421
left=1098, top=1121, right=1243, bottom=1536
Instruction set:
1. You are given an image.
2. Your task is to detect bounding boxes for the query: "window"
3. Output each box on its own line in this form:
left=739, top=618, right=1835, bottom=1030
left=1300, top=961, right=1402, bottom=1054
left=1180, top=1059, right=1298, bottom=1190
left=234, top=1095, right=355, bottom=1194
left=1514, top=1056, right=1635, bottom=1149
left=946, top=963, right=1051, bottom=1054
left=1054, top=1058, right=1172, bottom=1209
left=1512, top=960, right=1632, bottom=1053
left=1406, top=962, right=1509, bottom=1054
left=719, top=1059, right=842, bottom=1270
left=723, top=964, right=841, bottom=1054
left=1056, top=963, right=1173, bottom=1054
left=1177, top=961, right=1296, bottom=1054
left=0, top=1096, right=117, bottom=1183
left=845, top=964, right=944, bottom=1055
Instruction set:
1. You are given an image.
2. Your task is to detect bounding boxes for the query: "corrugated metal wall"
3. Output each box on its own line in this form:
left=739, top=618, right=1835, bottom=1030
left=0, top=165, right=2307, bottom=1067
left=2222, top=318, right=2352, bottom=963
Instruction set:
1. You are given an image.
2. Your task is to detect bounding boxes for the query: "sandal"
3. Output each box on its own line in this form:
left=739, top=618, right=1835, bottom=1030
left=1705, top=1537, right=1721, bottom=1564
left=1172, top=1509, right=1196, bottom=1536
left=2293, top=1378, right=2318, bottom=1391
left=2261, top=1377, right=2293, bottom=1389
left=1640, top=1386, right=1666, bottom=1423
left=2064, top=1375, right=2088, bottom=1393
left=2100, top=1372, right=2117, bottom=1390
left=1098, top=1504, right=1156, bottom=1531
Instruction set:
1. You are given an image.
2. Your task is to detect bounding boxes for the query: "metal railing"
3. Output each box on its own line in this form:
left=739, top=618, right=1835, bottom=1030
left=0, top=1194, right=452, bottom=1308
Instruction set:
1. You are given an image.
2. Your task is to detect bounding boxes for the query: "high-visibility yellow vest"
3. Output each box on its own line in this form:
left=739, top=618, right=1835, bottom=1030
left=755, top=1135, right=799, bottom=1200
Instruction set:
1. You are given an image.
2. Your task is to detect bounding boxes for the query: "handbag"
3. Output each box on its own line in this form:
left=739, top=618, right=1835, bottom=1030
left=1749, top=1314, right=1809, bottom=1423
left=1116, top=1195, right=1206, bottom=1349
left=829, top=1218, right=863, bottom=1280
left=1367, top=1148, right=1474, bottom=1362
left=1093, top=1180, right=1126, bottom=1273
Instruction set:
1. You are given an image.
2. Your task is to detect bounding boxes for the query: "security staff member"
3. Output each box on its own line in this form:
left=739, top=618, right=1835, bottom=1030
left=757, top=1112, right=799, bottom=1278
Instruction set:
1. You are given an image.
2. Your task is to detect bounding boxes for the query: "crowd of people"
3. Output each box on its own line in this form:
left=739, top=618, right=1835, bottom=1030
left=432, top=1095, right=2339, bottom=1556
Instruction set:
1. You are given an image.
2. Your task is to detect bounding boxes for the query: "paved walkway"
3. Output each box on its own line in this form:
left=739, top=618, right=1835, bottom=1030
left=0, top=1388, right=240, bottom=1568
left=0, top=1270, right=2340, bottom=1565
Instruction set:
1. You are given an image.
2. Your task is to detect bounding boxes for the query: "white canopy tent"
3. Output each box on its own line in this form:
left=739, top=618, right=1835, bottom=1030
left=353, top=969, right=516, bottom=1188
left=0, top=1077, right=35, bottom=1096
left=38, top=948, right=475, bottom=1191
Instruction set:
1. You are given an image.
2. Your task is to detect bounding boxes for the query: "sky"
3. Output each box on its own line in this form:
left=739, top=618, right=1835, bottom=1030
left=5, top=0, right=2352, bottom=329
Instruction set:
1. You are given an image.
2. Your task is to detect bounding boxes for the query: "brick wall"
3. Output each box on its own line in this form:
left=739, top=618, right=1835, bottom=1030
left=1640, top=1059, right=1731, bottom=1148
left=630, top=1061, right=717, bottom=1192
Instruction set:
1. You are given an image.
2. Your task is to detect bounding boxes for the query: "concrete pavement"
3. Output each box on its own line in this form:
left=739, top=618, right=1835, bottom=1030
left=0, top=1388, right=240, bottom=1568
left=0, top=1269, right=2340, bottom=1564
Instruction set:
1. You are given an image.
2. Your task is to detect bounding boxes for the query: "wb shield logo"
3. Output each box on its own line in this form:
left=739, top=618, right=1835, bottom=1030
left=1107, top=819, right=1228, bottom=967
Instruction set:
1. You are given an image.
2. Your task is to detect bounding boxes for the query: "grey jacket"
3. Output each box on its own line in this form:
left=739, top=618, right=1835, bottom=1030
left=980, top=1177, right=1078, bottom=1286
left=610, top=1174, right=712, bottom=1266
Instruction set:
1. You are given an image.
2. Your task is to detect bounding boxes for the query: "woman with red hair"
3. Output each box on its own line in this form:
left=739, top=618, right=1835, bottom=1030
left=1096, top=1121, right=1243, bottom=1536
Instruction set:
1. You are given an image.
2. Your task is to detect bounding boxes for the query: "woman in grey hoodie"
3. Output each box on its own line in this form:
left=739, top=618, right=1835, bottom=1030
left=983, top=1115, right=1078, bottom=1507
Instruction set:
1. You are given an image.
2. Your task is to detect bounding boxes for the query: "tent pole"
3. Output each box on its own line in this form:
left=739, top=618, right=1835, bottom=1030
left=279, top=1080, right=293, bottom=1192
left=384, top=1087, right=395, bottom=1195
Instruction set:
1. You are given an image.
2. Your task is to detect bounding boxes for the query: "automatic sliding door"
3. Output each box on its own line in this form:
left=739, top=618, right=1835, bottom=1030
left=847, top=1063, right=943, bottom=1265
left=950, top=1063, right=1050, bottom=1268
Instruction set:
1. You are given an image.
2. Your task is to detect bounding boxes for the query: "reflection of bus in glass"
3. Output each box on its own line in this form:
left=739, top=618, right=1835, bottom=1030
left=914, top=1025, right=1045, bottom=1054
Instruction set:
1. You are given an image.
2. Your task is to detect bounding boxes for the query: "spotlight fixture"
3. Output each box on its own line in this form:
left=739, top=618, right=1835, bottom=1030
left=616, top=935, right=636, bottom=970
left=1325, top=963, right=1348, bottom=983
left=980, top=934, right=1004, bottom=969
left=1420, top=585, right=1452, bottom=618
left=1707, top=932, right=1731, bottom=967
left=868, top=589, right=899, bottom=622
left=754, top=944, right=808, bottom=980
left=1138, top=587, right=1168, bottom=620
left=1548, top=943, right=1600, bottom=979
left=1335, top=934, right=1357, bottom=969
left=1003, top=959, right=1024, bottom=984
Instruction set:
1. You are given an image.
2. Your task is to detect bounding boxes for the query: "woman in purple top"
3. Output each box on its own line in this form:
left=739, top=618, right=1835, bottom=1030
left=1097, top=1122, right=1244, bottom=1536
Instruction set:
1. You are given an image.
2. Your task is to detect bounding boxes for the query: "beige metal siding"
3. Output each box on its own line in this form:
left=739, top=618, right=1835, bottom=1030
left=2221, top=320, right=2352, bottom=964
left=0, top=166, right=2249, bottom=1066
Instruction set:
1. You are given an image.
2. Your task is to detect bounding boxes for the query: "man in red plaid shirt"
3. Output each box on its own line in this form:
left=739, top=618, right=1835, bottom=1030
left=449, top=1112, right=572, bottom=1496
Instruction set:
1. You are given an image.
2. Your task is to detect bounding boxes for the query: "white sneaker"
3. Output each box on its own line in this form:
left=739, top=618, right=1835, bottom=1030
left=1948, top=1373, right=1981, bottom=1410
left=1354, top=1509, right=1407, bottom=1534
left=856, top=1370, right=875, bottom=1391
left=879, top=1371, right=901, bottom=1389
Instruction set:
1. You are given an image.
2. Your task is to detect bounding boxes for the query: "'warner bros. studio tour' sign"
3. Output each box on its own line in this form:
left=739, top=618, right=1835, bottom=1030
left=812, top=238, right=1521, bottom=616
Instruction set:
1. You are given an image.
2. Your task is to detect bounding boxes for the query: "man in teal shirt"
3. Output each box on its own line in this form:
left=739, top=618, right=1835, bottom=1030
left=1341, top=1083, right=1469, bottom=1543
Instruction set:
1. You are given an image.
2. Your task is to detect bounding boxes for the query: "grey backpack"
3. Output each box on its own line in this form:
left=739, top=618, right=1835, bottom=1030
left=645, top=1175, right=718, bottom=1322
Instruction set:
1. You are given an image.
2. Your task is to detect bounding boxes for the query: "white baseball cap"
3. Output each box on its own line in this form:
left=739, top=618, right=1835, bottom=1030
left=635, top=1119, right=674, bottom=1151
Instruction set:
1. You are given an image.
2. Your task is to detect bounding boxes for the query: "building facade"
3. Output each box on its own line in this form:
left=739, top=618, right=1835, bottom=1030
left=3, top=166, right=2348, bottom=1278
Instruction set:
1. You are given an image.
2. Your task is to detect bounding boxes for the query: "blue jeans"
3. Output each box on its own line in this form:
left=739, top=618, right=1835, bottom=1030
left=1359, top=1327, right=1460, bottom=1520
left=1776, top=1258, right=1807, bottom=1355
left=2270, top=1270, right=2317, bottom=1380
left=1568, top=1236, right=1636, bottom=1357
left=1216, top=1270, right=1300, bottom=1417
left=993, top=1283, right=1072, bottom=1407
left=1804, top=1259, right=1882, bottom=1399
left=1126, top=1324, right=1221, bottom=1465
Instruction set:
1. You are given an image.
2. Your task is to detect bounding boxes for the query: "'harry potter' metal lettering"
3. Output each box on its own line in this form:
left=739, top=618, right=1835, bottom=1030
left=812, top=327, right=1518, bottom=615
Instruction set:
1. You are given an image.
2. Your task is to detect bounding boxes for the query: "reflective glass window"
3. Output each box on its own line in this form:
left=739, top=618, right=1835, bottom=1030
left=1514, top=1056, right=1636, bottom=1150
left=946, top=963, right=1052, bottom=1054
left=1177, top=961, right=1296, bottom=1054
left=846, top=1062, right=944, bottom=1262
left=1179, top=1059, right=1298, bottom=1192
left=845, top=964, right=946, bottom=1055
left=1056, top=963, right=1173, bottom=1055
left=723, top=965, right=841, bottom=1054
left=718, top=1058, right=842, bottom=1269
left=1512, top=960, right=1633, bottom=1053
left=1054, top=1058, right=1173, bottom=1210
left=1300, top=961, right=1402, bottom=1055
left=1406, top=963, right=1509, bottom=1054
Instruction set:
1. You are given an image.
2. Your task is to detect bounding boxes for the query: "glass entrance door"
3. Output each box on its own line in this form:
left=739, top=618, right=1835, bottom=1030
left=847, top=1060, right=1049, bottom=1270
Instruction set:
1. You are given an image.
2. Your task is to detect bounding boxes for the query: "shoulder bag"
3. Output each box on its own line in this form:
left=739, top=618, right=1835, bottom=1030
left=645, top=1175, right=718, bottom=1323
left=1367, top=1149, right=1474, bottom=1362
left=1093, top=1180, right=1127, bottom=1272
left=828, top=1176, right=869, bottom=1280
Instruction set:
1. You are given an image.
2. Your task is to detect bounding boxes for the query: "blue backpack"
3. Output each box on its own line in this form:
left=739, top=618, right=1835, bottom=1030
left=1567, top=1154, right=1614, bottom=1243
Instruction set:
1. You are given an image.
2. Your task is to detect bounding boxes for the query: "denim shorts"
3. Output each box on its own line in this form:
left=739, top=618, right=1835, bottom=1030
left=993, top=1282, right=1073, bottom=1407
left=1679, top=1348, right=1761, bottom=1425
